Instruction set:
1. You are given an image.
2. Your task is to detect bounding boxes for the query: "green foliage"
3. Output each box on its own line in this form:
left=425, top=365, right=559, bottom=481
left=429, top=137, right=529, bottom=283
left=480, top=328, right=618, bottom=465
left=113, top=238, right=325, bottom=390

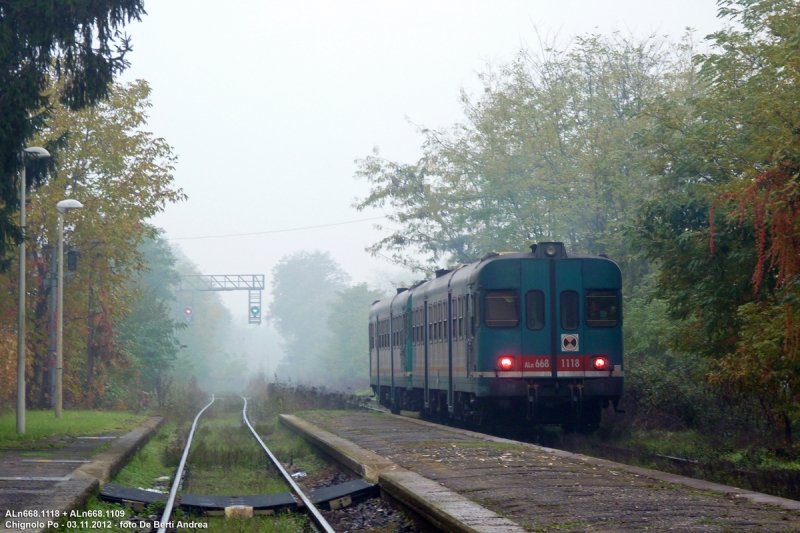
left=354, top=33, right=676, bottom=285
left=0, top=0, right=145, bottom=260
left=114, top=234, right=183, bottom=408
left=268, top=251, right=350, bottom=381
left=321, top=283, right=385, bottom=389
left=634, top=0, right=800, bottom=446
left=623, top=280, right=714, bottom=430
left=14, top=78, right=184, bottom=409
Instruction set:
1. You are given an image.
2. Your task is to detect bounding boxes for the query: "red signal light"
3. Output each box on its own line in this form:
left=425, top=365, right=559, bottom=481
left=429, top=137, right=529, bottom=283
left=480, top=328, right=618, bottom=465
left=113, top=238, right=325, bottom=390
left=592, top=357, right=609, bottom=370
left=498, top=356, right=515, bottom=371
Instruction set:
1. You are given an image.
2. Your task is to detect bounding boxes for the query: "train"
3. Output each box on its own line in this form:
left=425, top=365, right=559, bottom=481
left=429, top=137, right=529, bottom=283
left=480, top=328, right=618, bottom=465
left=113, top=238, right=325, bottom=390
left=368, top=242, right=624, bottom=433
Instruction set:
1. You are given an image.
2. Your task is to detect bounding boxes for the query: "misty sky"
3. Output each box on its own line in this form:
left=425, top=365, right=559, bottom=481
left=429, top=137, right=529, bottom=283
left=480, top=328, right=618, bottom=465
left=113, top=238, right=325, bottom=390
left=119, top=0, right=724, bottom=320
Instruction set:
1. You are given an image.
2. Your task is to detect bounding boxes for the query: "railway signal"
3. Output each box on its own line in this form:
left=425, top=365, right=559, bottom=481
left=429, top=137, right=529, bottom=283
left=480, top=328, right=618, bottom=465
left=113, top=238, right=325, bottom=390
left=183, top=306, right=194, bottom=322
left=250, top=305, right=260, bottom=318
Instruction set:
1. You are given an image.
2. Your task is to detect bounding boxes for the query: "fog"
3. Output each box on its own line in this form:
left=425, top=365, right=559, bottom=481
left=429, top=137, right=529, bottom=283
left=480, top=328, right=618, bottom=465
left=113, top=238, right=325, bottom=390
left=119, top=1, right=725, bottom=377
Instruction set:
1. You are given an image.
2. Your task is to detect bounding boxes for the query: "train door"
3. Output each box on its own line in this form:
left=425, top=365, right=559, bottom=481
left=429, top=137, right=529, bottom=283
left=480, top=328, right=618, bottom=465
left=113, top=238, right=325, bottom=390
left=555, top=260, right=584, bottom=376
left=389, top=313, right=395, bottom=409
left=521, top=260, right=552, bottom=375
left=376, top=316, right=381, bottom=393
left=447, top=292, right=454, bottom=412
left=466, top=285, right=475, bottom=377
left=423, top=300, right=430, bottom=409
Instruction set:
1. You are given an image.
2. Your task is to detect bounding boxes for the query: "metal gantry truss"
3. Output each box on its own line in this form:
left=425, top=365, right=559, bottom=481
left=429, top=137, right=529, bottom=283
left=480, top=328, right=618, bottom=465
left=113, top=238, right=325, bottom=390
left=178, top=274, right=265, bottom=324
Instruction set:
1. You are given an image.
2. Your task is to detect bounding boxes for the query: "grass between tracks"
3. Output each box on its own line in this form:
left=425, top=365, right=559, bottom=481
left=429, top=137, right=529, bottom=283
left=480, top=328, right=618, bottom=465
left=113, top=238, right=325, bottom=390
left=0, top=410, right=147, bottom=447
left=58, top=397, right=322, bottom=533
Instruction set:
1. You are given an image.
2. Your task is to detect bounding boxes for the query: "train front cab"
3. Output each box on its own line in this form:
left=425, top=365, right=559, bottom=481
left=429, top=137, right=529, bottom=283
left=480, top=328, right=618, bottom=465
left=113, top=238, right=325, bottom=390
left=470, top=243, right=624, bottom=431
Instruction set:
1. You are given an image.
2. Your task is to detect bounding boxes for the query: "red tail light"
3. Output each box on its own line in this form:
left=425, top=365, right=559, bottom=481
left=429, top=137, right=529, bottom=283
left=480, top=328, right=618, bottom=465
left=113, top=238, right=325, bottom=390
left=592, top=357, right=609, bottom=370
left=498, top=356, right=515, bottom=371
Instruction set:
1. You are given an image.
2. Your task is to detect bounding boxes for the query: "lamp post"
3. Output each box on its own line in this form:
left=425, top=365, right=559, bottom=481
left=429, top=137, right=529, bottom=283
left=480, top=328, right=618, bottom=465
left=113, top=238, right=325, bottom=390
left=17, top=147, right=50, bottom=435
left=55, top=199, right=83, bottom=419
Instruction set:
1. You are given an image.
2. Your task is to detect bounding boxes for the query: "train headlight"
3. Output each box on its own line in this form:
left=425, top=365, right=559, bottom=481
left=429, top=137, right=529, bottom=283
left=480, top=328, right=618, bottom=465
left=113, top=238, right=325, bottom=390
left=591, top=356, right=609, bottom=370
left=545, top=244, right=557, bottom=257
left=498, top=356, right=515, bottom=371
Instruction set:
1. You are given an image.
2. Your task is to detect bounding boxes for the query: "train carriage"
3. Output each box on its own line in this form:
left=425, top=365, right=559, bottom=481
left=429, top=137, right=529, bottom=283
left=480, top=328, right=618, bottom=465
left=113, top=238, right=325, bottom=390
left=369, top=242, right=624, bottom=432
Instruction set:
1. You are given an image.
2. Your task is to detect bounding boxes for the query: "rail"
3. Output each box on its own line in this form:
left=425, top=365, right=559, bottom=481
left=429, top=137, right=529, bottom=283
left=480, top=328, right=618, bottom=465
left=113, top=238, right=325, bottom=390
left=157, top=394, right=216, bottom=533
left=241, top=396, right=336, bottom=533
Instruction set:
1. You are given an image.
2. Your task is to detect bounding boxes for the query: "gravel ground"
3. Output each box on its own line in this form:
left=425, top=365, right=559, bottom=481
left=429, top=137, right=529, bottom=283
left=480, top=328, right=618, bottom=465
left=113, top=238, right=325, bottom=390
left=300, top=411, right=800, bottom=533
left=300, top=464, right=421, bottom=533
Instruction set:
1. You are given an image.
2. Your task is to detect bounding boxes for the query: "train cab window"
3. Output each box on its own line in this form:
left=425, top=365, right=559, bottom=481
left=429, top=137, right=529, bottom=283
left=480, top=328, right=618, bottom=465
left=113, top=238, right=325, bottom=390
left=484, top=290, right=519, bottom=327
left=561, top=291, right=579, bottom=330
left=369, top=323, right=374, bottom=350
left=525, top=291, right=545, bottom=330
left=586, top=290, right=619, bottom=327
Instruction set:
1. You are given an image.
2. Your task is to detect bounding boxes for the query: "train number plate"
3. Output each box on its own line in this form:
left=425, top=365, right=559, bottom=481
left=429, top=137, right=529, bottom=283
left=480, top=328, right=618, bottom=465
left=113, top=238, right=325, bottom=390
left=521, top=356, right=551, bottom=370
left=557, top=356, right=587, bottom=371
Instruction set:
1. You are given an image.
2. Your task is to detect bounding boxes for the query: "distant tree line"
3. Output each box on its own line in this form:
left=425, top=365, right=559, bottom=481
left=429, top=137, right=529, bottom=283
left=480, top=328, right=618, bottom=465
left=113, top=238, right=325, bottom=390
left=267, top=250, right=383, bottom=390
left=355, top=0, right=800, bottom=450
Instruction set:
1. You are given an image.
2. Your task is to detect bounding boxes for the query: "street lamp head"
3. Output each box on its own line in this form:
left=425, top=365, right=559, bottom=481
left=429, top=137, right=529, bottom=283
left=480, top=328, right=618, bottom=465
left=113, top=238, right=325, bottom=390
left=23, top=147, right=51, bottom=159
left=56, top=199, right=83, bottom=214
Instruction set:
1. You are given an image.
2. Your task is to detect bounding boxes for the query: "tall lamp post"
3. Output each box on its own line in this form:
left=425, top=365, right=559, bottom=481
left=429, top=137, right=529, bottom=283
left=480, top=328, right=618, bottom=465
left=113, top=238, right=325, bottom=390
left=16, top=147, right=50, bottom=435
left=55, top=199, right=83, bottom=419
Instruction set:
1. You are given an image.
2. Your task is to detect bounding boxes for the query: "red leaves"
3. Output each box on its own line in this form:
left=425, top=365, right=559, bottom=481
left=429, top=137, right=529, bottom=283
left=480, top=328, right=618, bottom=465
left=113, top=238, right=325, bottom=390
left=710, top=160, right=800, bottom=293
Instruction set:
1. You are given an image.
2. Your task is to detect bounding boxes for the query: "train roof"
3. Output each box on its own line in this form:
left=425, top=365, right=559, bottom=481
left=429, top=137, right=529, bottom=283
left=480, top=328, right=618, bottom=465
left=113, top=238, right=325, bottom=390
left=370, top=242, right=618, bottom=310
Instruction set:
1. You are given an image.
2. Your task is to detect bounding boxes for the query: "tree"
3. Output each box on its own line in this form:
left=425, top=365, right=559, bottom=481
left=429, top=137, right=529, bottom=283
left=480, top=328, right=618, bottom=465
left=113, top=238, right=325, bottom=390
left=268, top=251, right=350, bottom=381
left=115, top=235, right=183, bottom=408
left=354, top=33, right=675, bottom=287
left=1, top=0, right=145, bottom=260
left=14, top=78, right=184, bottom=409
left=634, top=0, right=800, bottom=445
left=322, top=283, right=385, bottom=390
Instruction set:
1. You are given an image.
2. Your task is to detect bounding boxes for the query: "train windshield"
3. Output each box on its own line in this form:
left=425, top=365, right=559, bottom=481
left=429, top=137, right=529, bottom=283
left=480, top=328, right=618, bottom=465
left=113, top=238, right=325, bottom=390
left=585, top=290, right=619, bottom=327
left=484, top=290, right=519, bottom=327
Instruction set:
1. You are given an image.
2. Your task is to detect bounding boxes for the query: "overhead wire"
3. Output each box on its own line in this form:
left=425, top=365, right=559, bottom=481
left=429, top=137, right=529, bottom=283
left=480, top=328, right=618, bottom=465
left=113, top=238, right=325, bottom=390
left=167, top=215, right=388, bottom=241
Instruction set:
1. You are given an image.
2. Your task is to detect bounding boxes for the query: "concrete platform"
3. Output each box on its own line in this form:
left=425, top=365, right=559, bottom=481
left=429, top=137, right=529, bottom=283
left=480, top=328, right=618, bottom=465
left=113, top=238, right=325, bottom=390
left=282, top=411, right=800, bottom=533
left=1, top=416, right=163, bottom=532
left=281, top=414, right=527, bottom=533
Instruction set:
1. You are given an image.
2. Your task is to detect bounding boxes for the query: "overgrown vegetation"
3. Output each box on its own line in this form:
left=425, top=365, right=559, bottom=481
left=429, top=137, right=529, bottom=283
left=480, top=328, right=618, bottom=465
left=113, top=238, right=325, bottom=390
left=350, top=0, right=800, bottom=467
left=0, top=410, right=146, bottom=447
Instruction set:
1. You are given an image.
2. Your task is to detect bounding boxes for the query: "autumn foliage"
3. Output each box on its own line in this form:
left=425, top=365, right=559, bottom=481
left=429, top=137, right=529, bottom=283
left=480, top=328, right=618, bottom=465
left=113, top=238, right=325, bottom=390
left=0, top=78, right=184, bottom=411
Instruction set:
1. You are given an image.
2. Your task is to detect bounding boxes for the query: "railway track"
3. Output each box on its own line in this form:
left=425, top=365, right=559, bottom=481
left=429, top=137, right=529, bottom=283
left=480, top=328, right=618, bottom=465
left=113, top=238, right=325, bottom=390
left=100, top=396, right=421, bottom=533
left=139, top=394, right=337, bottom=532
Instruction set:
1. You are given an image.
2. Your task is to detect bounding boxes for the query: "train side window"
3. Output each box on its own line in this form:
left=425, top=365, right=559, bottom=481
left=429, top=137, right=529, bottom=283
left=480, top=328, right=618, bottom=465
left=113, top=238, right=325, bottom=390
left=452, top=300, right=457, bottom=340
left=431, top=305, right=436, bottom=342
left=586, top=290, right=619, bottom=327
left=428, top=305, right=432, bottom=342
left=432, top=304, right=437, bottom=342
left=437, top=302, right=443, bottom=342
left=457, top=297, right=462, bottom=339
left=484, top=290, right=519, bottom=327
left=445, top=301, right=450, bottom=340
left=561, top=291, right=579, bottom=330
left=525, top=291, right=545, bottom=330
